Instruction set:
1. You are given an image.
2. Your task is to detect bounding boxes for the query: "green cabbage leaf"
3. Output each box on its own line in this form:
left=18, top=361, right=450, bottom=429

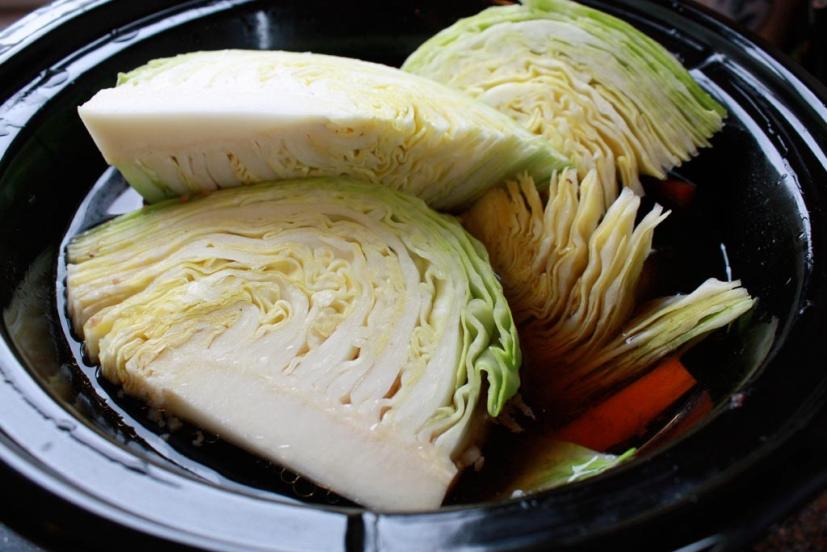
left=506, top=441, right=635, bottom=497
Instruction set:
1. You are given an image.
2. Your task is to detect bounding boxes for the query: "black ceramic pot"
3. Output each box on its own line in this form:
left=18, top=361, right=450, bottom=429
left=1, top=1, right=826, bottom=550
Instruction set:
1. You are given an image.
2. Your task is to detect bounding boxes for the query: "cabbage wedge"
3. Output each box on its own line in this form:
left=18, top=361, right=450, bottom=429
left=78, top=50, right=568, bottom=210
left=66, top=178, right=520, bottom=510
left=403, top=0, right=726, bottom=206
left=464, top=170, right=754, bottom=413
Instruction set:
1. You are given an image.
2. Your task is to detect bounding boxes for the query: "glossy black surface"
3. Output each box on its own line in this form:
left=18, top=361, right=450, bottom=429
left=0, top=1, right=826, bottom=550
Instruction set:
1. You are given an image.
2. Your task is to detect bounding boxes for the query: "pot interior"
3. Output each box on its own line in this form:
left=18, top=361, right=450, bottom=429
left=0, top=0, right=820, bottom=528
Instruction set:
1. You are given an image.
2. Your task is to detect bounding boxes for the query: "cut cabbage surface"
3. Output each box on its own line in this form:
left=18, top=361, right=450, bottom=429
left=403, top=0, right=726, bottom=207
left=464, top=170, right=754, bottom=412
left=66, top=178, right=520, bottom=510
left=78, top=50, right=568, bottom=210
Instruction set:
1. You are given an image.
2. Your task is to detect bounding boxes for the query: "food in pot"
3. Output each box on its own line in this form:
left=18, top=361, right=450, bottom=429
left=66, top=178, right=520, bottom=510
left=403, top=0, right=727, bottom=206
left=463, top=170, right=754, bottom=414
left=78, top=50, right=567, bottom=210
left=67, top=0, right=755, bottom=510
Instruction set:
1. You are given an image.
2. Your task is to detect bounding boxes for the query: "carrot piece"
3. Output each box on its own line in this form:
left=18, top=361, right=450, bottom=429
left=555, top=357, right=696, bottom=452
left=656, top=178, right=696, bottom=208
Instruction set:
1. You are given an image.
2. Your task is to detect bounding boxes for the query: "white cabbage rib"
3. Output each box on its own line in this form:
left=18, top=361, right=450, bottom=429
left=66, top=178, right=520, bottom=510
left=78, top=49, right=568, bottom=210
left=463, top=170, right=753, bottom=413
left=403, top=0, right=726, bottom=207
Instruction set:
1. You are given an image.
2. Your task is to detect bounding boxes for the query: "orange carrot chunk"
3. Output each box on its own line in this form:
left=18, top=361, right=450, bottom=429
left=657, top=178, right=696, bottom=208
left=556, top=357, right=696, bottom=452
